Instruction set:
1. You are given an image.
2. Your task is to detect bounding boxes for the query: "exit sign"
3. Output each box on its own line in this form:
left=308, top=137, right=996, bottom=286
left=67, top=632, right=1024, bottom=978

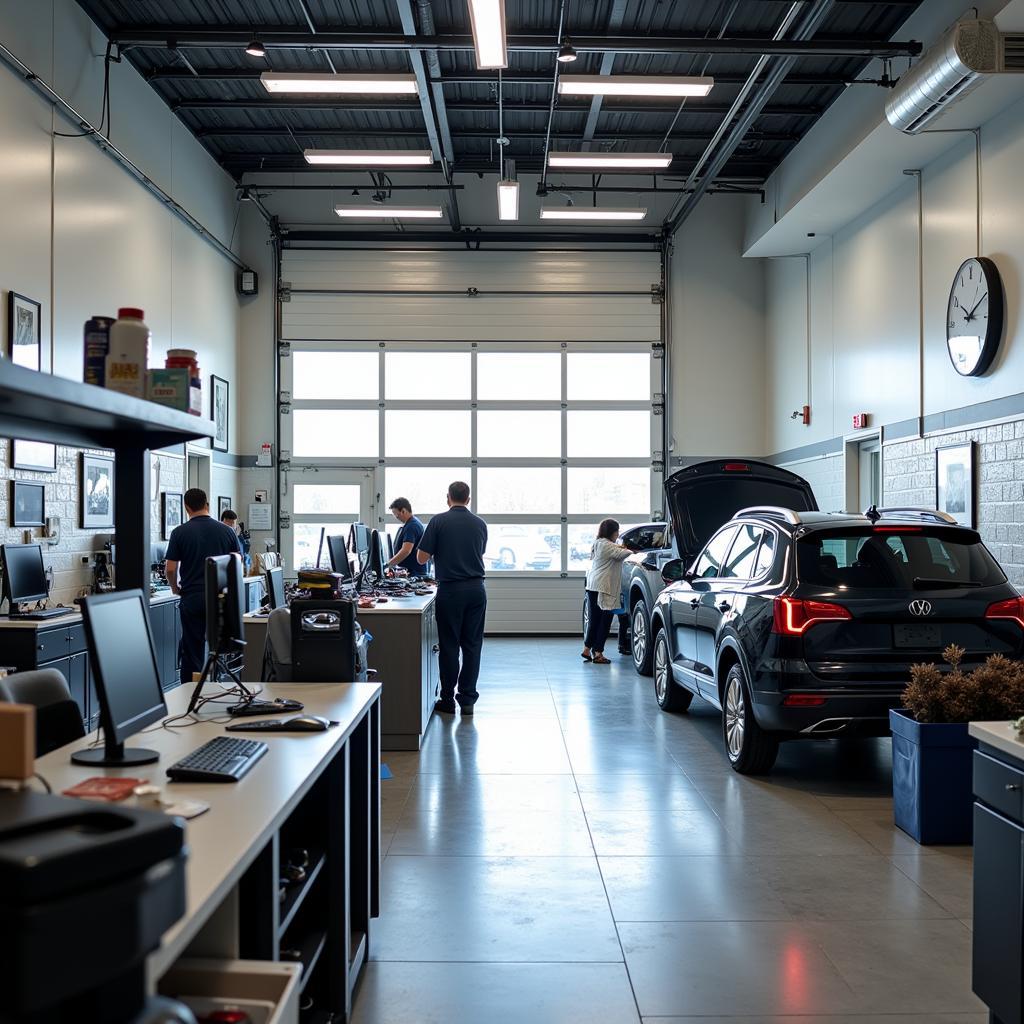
left=852, top=413, right=870, bottom=429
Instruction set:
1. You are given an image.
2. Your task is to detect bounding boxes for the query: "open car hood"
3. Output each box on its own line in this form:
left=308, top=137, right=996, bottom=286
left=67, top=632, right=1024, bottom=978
left=664, top=459, right=818, bottom=567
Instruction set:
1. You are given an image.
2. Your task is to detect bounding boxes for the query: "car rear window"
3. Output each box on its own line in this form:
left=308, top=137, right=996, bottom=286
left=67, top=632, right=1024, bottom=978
left=797, top=527, right=1006, bottom=590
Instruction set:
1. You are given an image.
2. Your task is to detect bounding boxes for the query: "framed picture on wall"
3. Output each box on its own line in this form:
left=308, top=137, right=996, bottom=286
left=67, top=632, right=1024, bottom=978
left=12, top=439, right=56, bottom=472
left=218, top=496, right=232, bottom=519
left=7, top=292, right=42, bottom=371
left=211, top=375, right=229, bottom=453
left=11, top=481, right=45, bottom=527
left=162, top=491, right=184, bottom=539
left=936, top=442, right=975, bottom=528
left=81, top=453, right=115, bottom=529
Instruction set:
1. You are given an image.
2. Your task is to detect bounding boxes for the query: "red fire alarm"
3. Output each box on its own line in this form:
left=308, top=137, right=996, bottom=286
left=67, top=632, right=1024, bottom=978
left=852, top=412, right=870, bottom=429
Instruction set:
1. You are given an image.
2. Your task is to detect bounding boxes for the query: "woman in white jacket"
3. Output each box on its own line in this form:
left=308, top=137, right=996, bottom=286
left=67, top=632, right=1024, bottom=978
left=582, top=518, right=632, bottom=664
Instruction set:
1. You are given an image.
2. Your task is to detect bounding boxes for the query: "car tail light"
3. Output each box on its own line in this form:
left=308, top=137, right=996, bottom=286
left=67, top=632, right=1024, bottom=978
left=782, top=694, right=827, bottom=707
left=772, top=596, right=852, bottom=635
left=722, top=462, right=749, bottom=471
left=985, top=596, right=1024, bottom=630
left=873, top=526, right=922, bottom=532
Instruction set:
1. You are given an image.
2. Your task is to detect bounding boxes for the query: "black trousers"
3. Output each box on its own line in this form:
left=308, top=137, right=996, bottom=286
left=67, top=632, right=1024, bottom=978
left=584, top=590, right=614, bottom=653
left=178, top=594, right=207, bottom=685
left=435, top=580, right=487, bottom=707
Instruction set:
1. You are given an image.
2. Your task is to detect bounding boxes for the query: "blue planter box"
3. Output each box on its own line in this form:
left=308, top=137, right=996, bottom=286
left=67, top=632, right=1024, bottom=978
left=889, top=709, right=978, bottom=845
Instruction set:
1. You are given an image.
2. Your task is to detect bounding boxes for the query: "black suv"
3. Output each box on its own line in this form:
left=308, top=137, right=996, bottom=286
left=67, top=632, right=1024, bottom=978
left=650, top=506, right=1024, bottom=774
left=622, top=460, right=818, bottom=675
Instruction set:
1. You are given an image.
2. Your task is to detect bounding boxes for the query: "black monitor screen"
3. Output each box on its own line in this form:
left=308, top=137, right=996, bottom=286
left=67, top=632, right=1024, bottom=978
left=206, top=553, right=245, bottom=651
left=82, top=590, right=166, bottom=742
left=266, top=566, right=286, bottom=609
left=327, top=535, right=352, bottom=580
left=353, top=523, right=371, bottom=568
left=368, top=529, right=385, bottom=577
left=1, top=543, right=48, bottom=605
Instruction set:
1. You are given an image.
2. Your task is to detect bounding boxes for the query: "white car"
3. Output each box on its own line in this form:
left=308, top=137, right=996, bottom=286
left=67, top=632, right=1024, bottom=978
left=486, top=527, right=553, bottom=570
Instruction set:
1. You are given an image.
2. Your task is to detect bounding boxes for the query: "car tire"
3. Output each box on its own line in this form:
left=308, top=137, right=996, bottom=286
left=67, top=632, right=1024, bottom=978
left=654, top=628, right=692, bottom=713
left=722, top=662, right=779, bottom=775
left=631, top=599, right=654, bottom=676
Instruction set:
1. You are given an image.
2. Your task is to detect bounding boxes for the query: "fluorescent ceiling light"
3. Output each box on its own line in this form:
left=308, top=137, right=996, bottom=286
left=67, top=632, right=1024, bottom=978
left=497, top=180, right=520, bottom=221
left=334, top=205, right=444, bottom=219
left=261, top=72, right=419, bottom=95
left=548, top=151, right=674, bottom=169
left=468, top=0, right=508, bottom=70
left=558, top=75, right=714, bottom=98
left=539, top=205, right=647, bottom=221
left=304, top=149, right=434, bottom=166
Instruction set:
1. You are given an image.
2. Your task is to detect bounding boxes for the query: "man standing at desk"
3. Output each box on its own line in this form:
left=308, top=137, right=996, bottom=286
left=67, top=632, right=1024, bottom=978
left=385, top=497, right=427, bottom=577
left=417, top=481, right=488, bottom=716
left=165, top=488, right=242, bottom=684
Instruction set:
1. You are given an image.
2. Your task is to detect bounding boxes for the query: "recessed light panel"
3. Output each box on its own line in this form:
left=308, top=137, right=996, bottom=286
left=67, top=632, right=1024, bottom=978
left=304, top=150, right=435, bottom=166
left=558, top=75, right=714, bottom=98
left=548, top=152, right=674, bottom=170
left=539, top=206, right=648, bottom=221
left=334, top=205, right=445, bottom=219
left=261, top=73, right=419, bottom=94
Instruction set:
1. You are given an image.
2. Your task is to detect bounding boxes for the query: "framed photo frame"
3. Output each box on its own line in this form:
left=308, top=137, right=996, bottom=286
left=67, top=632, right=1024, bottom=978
left=7, top=291, right=42, bottom=371
left=935, top=441, right=975, bottom=528
left=12, top=439, right=56, bottom=472
left=11, top=480, right=45, bottom=527
left=81, top=453, right=115, bottom=529
left=211, top=375, right=229, bottom=453
left=218, top=495, right=232, bottom=519
left=162, top=491, right=184, bottom=539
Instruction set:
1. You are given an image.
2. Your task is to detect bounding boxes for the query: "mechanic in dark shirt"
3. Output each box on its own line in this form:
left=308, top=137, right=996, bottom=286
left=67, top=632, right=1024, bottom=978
left=417, top=481, right=488, bottom=715
left=385, top=497, right=427, bottom=577
left=165, top=488, right=242, bottom=685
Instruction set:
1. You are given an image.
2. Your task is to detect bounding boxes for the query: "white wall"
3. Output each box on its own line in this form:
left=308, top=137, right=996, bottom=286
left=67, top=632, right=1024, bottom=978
left=0, top=0, right=244, bottom=603
left=668, top=195, right=766, bottom=460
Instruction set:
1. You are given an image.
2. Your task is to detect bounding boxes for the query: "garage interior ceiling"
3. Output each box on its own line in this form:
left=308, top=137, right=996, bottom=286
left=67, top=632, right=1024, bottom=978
left=74, top=0, right=924, bottom=231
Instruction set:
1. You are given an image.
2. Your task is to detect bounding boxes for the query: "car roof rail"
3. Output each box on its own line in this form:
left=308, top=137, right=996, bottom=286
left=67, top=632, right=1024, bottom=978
left=874, top=506, right=959, bottom=525
left=735, top=505, right=803, bottom=525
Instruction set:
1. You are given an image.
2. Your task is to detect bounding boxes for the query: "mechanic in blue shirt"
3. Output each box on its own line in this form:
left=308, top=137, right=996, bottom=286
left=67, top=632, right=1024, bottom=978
left=417, top=481, right=488, bottom=716
left=165, top=488, right=242, bottom=685
left=386, top=497, right=427, bottom=577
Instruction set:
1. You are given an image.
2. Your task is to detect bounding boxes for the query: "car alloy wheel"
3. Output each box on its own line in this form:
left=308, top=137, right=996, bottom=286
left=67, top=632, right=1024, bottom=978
left=632, top=605, right=647, bottom=668
left=654, top=633, right=669, bottom=702
left=724, top=673, right=745, bottom=761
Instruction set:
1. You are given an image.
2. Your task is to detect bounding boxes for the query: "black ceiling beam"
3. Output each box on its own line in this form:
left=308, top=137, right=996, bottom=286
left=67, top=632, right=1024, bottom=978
left=146, top=68, right=856, bottom=87
left=113, top=29, right=921, bottom=58
left=170, top=98, right=820, bottom=116
left=198, top=127, right=798, bottom=141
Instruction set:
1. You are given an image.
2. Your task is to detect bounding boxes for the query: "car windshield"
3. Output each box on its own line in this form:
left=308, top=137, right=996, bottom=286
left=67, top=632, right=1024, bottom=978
left=796, top=527, right=1005, bottom=591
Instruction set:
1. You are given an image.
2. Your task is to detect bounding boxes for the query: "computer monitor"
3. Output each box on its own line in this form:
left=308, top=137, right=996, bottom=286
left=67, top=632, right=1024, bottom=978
left=1, top=543, right=49, bottom=610
left=352, top=523, right=371, bottom=570
left=265, top=566, right=286, bottom=609
left=386, top=532, right=395, bottom=560
left=205, top=553, right=246, bottom=655
left=367, top=529, right=385, bottom=579
left=72, top=590, right=166, bottom=767
left=327, top=534, right=353, bottom=581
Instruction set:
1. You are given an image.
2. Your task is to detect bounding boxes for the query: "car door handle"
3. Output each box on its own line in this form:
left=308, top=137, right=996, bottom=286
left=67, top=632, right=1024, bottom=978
left=718, top=601, right=731, bottom=612
left=689, top=598, right=700, bottom=608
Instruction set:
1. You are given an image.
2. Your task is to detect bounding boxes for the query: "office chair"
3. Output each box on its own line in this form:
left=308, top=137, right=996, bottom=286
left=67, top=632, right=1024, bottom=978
left=0, top=668, right=86, bottom=756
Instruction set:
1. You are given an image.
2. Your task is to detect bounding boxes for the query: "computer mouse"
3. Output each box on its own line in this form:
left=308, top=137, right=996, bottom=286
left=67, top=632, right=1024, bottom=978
left=287, top=714, right=331, bottom=731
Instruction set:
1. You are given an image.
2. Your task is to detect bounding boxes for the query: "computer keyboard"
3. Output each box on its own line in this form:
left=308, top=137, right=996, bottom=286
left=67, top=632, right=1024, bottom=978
left=166, top=736, right=268, bottom=783
left=13, top=608, right=70, bottom=620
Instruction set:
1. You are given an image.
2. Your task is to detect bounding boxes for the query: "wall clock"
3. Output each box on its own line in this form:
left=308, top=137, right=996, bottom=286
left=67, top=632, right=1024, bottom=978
left=946, top=256, right=1004, bottom=377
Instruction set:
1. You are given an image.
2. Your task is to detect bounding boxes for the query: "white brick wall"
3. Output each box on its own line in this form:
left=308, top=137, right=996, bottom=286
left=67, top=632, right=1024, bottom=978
left=779, top=453, right=845, bottom=514
left=883, top=421, right=1024, bottom=589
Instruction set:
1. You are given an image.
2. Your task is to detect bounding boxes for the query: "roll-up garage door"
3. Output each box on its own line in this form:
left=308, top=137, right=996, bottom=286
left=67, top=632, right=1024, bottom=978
left=279, top=247, right=664, bottom=633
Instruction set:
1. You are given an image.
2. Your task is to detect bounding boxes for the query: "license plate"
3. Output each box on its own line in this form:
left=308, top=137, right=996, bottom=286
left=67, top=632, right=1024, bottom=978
left=894, top=624, right=941, bottom=648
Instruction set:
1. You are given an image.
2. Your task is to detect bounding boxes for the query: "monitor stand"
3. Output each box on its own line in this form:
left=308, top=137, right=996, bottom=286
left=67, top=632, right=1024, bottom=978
left=71, top=739, right=159, bottom=768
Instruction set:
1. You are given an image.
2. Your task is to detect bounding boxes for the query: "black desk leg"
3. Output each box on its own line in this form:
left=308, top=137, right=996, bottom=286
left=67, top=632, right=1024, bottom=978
left=370, top=698, right=381, bottom=921
left=113, top=445, right=151, bottom=596
left=326, top=744, right=350, bottom=1018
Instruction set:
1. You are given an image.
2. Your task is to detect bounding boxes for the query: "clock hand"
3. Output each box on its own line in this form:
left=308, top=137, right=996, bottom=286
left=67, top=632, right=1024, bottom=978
left=965, top=292, right=988, bottom=321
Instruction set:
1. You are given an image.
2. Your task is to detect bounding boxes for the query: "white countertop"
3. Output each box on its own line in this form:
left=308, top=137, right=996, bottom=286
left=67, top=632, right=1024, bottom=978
left=970, top=721, right=1024, bottom=763
left=34, top=681, right=381, bottom=978
left=0, top=590, right=178, bottom=630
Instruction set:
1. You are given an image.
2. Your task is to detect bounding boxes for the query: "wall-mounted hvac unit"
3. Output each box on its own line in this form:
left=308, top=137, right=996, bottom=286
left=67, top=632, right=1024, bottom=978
left=885, top=19, right=1024, bottom=134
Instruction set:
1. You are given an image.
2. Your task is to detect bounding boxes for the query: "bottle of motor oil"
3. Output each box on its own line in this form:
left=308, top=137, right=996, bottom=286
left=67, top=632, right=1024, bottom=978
left=83, top=315, right=115, bottom=386
left=104, top=307, right=151, bottom=399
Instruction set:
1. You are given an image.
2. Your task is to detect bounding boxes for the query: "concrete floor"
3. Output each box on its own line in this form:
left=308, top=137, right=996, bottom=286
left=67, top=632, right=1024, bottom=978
left=353, top=637, right=983, bottom=1023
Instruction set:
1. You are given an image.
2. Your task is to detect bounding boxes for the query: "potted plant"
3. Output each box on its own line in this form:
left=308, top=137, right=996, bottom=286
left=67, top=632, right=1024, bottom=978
left=891, top=645, right=1024, bottom=844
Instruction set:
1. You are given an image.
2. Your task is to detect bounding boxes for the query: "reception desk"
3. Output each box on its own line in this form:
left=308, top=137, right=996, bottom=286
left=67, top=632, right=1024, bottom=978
left=242, top=592, right=438, bottom=751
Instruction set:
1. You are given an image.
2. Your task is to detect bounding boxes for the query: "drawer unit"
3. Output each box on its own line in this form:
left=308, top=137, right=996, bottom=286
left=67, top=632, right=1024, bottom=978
left=975, top=749, right=1024, bottom=821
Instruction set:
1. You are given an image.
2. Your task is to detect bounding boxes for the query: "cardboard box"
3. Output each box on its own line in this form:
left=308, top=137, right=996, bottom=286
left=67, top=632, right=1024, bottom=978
left=147, top=368, right=202, bottom=415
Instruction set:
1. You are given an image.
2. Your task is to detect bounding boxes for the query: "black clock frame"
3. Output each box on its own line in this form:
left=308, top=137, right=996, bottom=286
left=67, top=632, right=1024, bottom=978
left=946, top=256, right=1004, bottom=377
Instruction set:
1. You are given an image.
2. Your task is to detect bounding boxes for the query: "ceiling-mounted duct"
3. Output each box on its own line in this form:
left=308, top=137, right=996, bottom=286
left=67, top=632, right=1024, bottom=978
left=885, top=19, right=1024, bottom=134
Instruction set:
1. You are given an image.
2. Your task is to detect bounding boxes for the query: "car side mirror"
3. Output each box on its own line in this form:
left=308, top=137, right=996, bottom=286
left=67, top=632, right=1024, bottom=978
left=661, top=559, right=689, bottom=585
left=641, top=553, right=659, bottom=570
